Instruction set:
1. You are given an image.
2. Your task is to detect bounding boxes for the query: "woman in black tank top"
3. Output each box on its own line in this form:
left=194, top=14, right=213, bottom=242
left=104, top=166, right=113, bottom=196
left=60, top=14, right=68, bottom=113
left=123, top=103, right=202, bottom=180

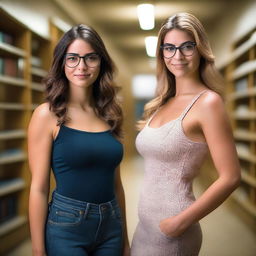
left=28, top=24, right=130, bottom=256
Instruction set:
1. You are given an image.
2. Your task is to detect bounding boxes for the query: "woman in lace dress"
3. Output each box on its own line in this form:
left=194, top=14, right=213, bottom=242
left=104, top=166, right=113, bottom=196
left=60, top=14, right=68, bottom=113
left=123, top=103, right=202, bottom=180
left=131, top=13, right=240, bottom=256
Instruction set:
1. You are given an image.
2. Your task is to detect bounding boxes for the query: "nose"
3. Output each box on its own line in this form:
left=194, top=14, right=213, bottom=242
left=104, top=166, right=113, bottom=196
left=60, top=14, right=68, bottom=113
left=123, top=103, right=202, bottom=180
left=77, top=58, right=88, bottom=69
left=173, top=48, right=183, bottom=60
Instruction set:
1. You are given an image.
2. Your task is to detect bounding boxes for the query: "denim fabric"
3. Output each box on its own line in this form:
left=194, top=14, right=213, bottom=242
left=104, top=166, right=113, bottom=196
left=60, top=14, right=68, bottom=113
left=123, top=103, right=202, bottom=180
left=45, top=191, right=123, bottom=256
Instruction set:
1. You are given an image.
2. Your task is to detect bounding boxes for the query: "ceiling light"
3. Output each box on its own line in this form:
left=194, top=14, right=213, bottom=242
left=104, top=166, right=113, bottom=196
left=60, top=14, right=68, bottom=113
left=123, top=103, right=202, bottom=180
left=137, top=4, right=155, bottom=30
left=145, top=36, right=158, bottom=57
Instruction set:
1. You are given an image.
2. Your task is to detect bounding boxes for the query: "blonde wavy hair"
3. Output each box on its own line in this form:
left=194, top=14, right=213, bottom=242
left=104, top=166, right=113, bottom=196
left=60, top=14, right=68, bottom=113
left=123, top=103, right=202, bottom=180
left=138, top=12, right=224, bottom=130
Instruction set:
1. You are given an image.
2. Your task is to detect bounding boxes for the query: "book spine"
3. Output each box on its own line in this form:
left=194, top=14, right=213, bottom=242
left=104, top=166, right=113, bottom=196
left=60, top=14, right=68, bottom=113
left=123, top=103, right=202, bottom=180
left=3, top=58, right=18, bottom=77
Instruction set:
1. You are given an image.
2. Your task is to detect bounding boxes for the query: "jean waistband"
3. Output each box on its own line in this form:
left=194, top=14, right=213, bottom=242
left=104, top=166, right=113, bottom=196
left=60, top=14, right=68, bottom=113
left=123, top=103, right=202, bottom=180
left=51, top=191, right=118, bottom=214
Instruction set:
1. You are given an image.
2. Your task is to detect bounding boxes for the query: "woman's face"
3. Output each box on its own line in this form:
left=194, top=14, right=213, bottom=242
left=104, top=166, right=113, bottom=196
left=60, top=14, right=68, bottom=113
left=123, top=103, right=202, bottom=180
left=162, top=29, right=200, bottom=79
left=64, top=39, right=100, bottom=88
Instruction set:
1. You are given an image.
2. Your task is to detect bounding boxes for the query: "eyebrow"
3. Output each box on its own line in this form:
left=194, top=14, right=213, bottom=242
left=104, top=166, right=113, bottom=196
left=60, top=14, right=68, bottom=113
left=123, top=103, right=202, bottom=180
left=65, top=52, right=97, bottom=56
left=162, top=41, right=195, bottom=47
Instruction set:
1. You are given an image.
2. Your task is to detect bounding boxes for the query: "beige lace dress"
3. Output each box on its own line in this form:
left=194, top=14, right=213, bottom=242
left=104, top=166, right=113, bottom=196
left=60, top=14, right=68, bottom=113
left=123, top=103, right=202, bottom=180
left=131, top=91, right=208, bottom=256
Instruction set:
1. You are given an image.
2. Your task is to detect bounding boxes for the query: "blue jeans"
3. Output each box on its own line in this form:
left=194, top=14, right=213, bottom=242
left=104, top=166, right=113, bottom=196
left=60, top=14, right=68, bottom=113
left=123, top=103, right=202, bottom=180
left=45, top=191, right=123, bottom=256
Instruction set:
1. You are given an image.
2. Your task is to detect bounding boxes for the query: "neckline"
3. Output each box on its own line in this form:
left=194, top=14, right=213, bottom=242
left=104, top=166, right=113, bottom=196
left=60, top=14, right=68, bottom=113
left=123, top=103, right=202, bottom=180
left=147, top=90, right=207, bottom=130
left=62, top=125, right=111, bottom=134
left=147, top=113, right=180, bottom=130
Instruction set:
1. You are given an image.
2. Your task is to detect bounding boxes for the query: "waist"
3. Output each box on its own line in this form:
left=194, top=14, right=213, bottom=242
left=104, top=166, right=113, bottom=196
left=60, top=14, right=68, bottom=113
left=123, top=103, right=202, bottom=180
left=53, top=170, right=115, bottom=203
left=50, top=190, right=118, bottom=214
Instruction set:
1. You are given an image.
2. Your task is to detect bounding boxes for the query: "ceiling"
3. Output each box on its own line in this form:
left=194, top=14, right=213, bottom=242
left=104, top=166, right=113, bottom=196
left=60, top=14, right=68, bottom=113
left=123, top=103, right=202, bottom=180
left=53, top=0, right=233, bottom=75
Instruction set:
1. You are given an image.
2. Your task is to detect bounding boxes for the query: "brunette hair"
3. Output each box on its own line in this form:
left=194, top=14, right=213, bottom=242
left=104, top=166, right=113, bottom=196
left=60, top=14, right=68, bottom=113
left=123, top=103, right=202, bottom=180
left=138, top=12, right=224, bottom=129
left=44, top=24, right=123, bottom=138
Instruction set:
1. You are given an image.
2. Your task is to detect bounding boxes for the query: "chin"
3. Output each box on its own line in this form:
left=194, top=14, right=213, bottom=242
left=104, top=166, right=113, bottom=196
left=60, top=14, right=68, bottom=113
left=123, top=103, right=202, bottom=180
left=70, top=81, right=90, bottom=88
left=171, top=71, right=187, bottom=78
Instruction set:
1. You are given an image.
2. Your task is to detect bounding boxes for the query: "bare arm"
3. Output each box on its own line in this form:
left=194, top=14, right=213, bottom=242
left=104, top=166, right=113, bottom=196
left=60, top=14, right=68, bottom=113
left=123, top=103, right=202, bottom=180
left=28, top=103, right=56, bottom=256
left=115, top=166, right=130, bottom=255
left=160, top=92, right=241, bottom=236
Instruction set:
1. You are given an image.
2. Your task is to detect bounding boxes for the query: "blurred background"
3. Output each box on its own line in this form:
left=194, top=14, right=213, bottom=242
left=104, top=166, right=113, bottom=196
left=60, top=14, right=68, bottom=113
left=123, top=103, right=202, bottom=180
left=0, top=0, right=256, bottom=255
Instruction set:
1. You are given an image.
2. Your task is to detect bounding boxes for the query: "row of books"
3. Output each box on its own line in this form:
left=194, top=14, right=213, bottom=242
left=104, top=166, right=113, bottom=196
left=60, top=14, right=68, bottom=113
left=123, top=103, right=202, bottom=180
left=0, top=57, right=24, bottom=78
left=0, top=193, right=18, bottom=224
left=0, top=31, right=14, bottom=45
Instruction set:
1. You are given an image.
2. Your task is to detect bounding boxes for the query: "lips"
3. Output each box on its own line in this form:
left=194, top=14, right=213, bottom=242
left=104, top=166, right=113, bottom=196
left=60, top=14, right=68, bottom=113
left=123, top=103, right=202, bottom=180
left=74, top=74, right=90, bottom=78
left=172, top=63, right=188, bottom=69
left=172, top=63, right=187, bottom=66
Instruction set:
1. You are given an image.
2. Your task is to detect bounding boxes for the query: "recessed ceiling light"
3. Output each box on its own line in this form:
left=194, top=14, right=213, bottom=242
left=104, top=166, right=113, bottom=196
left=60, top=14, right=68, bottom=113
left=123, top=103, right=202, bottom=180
left=137, top=4, right=155, bottom=30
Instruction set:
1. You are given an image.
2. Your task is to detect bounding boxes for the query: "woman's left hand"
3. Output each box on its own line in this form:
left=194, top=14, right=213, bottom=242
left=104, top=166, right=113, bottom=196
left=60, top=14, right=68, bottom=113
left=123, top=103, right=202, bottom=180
left=159, top=215, right=186, bottom=237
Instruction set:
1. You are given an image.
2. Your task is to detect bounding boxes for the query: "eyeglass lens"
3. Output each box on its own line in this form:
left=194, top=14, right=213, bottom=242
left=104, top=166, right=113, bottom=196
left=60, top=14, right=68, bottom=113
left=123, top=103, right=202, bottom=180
left=162, top=42, right=196, bottom=58
left=65, top=53, right=100, bottom=68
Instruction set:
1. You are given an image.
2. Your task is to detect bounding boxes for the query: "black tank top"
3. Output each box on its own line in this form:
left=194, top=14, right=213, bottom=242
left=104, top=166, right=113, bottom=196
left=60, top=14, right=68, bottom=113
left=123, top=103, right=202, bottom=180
left=51, top=125, right=123, bottom=203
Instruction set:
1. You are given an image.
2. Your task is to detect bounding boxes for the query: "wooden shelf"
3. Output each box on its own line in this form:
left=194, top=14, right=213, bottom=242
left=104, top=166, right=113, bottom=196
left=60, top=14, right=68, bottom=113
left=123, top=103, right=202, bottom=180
left=232, top=60, right=256, bottom=80
left=241, top=170, right=256, bottom=187
left=229, top=31, right=256, bottom=62
left=0, top=151, right=26, bottom=164
left=0, top=129, right=26, bottom=140
left=232, top=111, right=256, bottom=120
left=31, top=67, right=48, bottom=78
left=0, top=7, right=62, bottom=254
left=228, top=88, right=256, bottom=100
left=31, top=82, right=44, bottom=92
left=225, top=28, right=256, bottom=220
left=237, top=147, right=256, bottom=164
left=234, top=129, right=256, bottom=141
left=0, top=103, right=26, bottom=110
left=0, top=75, right=26, bottom=87
left=0, top=42, right=26, bottom=57
left=0, top=178, right=25, bottom=197
left=233, top=189, right=256, bottom=216
left=0, top=216, right=27, bottom=237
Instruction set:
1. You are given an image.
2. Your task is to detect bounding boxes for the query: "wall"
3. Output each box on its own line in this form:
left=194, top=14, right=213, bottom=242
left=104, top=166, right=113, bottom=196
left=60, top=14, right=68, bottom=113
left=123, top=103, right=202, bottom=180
left=209, top=0, right=256, bottom=68
left=0, top=0, right=73, bottom=37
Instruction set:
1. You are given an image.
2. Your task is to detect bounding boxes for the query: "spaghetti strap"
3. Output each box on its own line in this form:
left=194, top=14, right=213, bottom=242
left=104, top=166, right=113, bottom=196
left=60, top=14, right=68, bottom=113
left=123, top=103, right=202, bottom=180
left=180, top=90, right=207, bottom=120
left=146, top=108, right=161, bottom=127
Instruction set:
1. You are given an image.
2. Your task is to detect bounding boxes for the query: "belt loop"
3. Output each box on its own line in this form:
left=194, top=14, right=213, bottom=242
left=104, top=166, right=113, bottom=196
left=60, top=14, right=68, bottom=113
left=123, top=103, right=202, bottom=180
left=84, top=203, right=89, bottom=219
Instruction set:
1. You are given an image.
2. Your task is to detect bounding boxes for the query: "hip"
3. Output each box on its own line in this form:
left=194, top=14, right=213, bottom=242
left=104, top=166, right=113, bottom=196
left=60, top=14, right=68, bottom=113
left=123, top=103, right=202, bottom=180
left=46, top=191, right=123, bottom=233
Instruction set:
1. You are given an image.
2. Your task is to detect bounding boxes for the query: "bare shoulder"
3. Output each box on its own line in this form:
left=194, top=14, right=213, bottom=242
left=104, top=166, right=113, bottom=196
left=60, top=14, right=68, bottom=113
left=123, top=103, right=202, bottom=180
left=33, top=103, right=53, bottom=118
left=200, top=90, right=224, bottom=107
left=31, top=103, right=56, bottom=124
left=29, top=103, right=57, bottom=135
left=199, top=90, right=225, bottom=114
left=196, top=90, right=228, bottom=127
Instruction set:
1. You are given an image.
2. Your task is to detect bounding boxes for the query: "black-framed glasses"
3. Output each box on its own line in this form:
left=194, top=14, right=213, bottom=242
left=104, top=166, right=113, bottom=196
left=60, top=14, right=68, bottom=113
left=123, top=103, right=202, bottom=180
left=160, top=41, right=196, bottom=59
left=65, top=53, right=101, bottom=68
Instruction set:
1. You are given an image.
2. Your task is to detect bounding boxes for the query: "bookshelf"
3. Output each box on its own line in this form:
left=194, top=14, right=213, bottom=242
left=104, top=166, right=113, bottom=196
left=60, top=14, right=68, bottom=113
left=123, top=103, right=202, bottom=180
left=0, top=8, right=53, bottom=254
left=0, top=8, right=30, bottom=254
left=30, top=31, right=51, bottom=113
left=224, top=28, right=256, bottom=218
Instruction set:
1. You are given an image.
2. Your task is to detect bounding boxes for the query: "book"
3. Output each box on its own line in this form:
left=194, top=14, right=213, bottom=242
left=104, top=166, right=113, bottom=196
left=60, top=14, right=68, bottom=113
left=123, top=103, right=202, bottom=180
left=31, top=56, right=42, bottom=68
left=17, top=58, right=24, bottom=78
left=0, top=31, right=4, bottom=42
left=0, top=57, right=3, bottom=75
left=3, top=58, right=18, bottom=77
left=0, top=194, right=17, bottom=224
left=3, top=32, right=14, bottom=45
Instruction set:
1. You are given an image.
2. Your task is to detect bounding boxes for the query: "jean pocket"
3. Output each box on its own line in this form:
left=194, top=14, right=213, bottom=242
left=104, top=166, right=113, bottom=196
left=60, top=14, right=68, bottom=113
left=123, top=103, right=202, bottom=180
left=48, top=203, right=83, bottom=226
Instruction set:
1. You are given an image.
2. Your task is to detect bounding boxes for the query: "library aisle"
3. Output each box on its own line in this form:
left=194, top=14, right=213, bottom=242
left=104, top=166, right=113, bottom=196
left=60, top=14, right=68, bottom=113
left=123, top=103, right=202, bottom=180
left=6, top=156, right=256, bottom=256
